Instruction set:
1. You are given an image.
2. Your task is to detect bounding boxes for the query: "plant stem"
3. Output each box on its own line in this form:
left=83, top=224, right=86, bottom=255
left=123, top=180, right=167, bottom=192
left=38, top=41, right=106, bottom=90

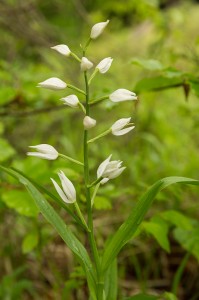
left=74, top=202, right=90, bottom=232
left=59, top=153, right=84, bottom=166
left=87, top=129, right=111, bottom=144
left=67, top=84, right=86, bottom=95
left=90, top=96, right=109, bottom=105
left=172, top=252, right=191, bottom=295
left=83, top=66, right=103, bottom=299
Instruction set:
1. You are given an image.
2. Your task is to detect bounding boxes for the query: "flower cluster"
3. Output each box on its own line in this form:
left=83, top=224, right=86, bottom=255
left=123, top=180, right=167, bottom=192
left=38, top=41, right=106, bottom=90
left=27, top=20, right=137, bottom=206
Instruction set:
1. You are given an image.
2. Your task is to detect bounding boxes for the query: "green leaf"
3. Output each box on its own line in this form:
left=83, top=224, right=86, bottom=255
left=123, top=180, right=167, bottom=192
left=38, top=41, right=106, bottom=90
left=174, top=227, right=199, bottom=261
left=94, top=196, right=112, bottom=210
left=142, top=216, right=170, bottom=252
left=132, top=58, right=164, bottom=71
left=104, top=259, right=118, bottom=300
left=124, top=294, right=158, bottom=300
left=161, top=210, right=193, bottom=230
left=102, top=176, right=199, bottom=272
left=1, top=190, right=39, bottom=217
left=134, top=76, right=183, bottom=93
left=0, top=138, right=15, bottom=162
left=0, top=166, right=97, bottom=297
left=22, top=231, right=39, bottom=253
left=163, top=292, right=178, bottom=300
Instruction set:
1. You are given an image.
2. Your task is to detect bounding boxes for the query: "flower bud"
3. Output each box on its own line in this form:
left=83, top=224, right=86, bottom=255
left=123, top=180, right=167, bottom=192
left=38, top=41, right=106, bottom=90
left=51, top=171, right=76, bottom=204
left=27, top=144, right=58, bottom=160
left=109, top=89, right=137, bottom=102
left=90, top=20, right=109, bottom=39
left=83, top=116, right=96, bottom=130
left=51, top=44, right=71, bottom=56
left=37, top=77, right=67, bottom=90
left=60, top=95, right=79, bottom=108
left=111, top=118, right=135, bottom=136
left=81, top=57, right=93, bottom=71
left=96, top=57, right=113, bottom=74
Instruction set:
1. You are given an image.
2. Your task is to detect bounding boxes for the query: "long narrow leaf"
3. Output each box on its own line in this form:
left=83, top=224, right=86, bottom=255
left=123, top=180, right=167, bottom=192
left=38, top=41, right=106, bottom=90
left=10, top=167, right=84, bottom=229
left=102, top=176, right=199, bottom=272
left=0, top=166, right=97, bottom=297
left=104, top=259, right=118, bottom=300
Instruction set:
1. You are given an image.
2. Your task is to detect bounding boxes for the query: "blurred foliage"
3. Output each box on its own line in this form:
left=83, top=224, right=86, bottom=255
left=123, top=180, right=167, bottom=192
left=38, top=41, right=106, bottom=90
left=0, top=0, right=199, bottom=299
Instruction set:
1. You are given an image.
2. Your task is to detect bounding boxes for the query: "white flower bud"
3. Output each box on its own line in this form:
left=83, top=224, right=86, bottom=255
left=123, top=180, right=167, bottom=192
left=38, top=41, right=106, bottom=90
left=81, top=57, right=93, bottom=71
left=96, top=57, right=113, bottom=74
left=90, top=20, right=109, bottom=39
left=37, top=77, right=67, bottom=90
left=27, top=144, right=58, bottom=160
left=83, top=116, right=96, bottom=130
left=51, top=171, right=76, bottom=204
left=51, top=44, right=71, bottom=56
left=111, top=118, right=135, bottom=136
left=109, top=89, right=137, bottom=102
left=60, top=95, right=79, bottom=108
left=97, top=154, right=125, bottom=184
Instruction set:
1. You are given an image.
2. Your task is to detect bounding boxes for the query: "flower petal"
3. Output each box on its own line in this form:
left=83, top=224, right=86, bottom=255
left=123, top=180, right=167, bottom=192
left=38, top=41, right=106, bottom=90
left=37, top=77, right=67, bottom=90
left=58, top=171, right=76, bottom=203
left=97, top=154, right=112, bottom=178
left=51, top=178, right=72, bottom=204
left=112, top=126, right=135, bottom=136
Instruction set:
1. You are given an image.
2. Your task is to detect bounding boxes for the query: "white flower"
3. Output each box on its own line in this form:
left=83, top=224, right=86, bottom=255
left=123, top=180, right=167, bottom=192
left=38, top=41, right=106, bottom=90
left=83, top=116, right=96, bottom=130
left=51, top=44, right=71, bottom=56
left=60, top=95, right=79, bottom=107
left=96, top=57, right=113, bottom=74
left=97, top=154, right=125, bottom=184
left=109, top=89, right=137, bottom=102
left=37, top=77, right=67, bottom=90
left=27, top=144, right=58, bottom=160
left=111, top=118, right=135, bottom=136
left=51, top=171, right=76, bottom=204
left=81, top=57, right=93, bottom=71
left=90, top=20, right=109, bottom=39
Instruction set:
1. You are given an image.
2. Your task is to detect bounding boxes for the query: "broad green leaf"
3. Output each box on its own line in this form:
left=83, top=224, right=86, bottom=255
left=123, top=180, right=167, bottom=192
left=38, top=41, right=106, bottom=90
left=161, top=210, right=193, bottom=230
left=142, top=216, right=170, bottom=252
left=0, top=138, right=15, bottom=162
left=94, top=196, right=112, bottom=210
left=132, top=58, right=164, bottom=71
left=102, top=176, right=199, bottom=272
left=0, top=166, right=97, bottom=297
left=104, top=259, right=117, bottom=300
left=174, top=227, right=199, bottom=261
left=134, top=76, right=183, bottom=93
left=22, top=231, right=39, bottom=253
left=163, top=292, right=178, bottom=300
left=1, top=190, right=39, bottom=217
left=124, top=294, right=158, bottom=300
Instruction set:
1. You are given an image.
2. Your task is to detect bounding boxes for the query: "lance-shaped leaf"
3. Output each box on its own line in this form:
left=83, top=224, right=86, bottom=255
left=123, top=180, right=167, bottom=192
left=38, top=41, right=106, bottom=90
left=0, top=166, right=97, bottom=298
left=101, top=176, right=199, bottom=272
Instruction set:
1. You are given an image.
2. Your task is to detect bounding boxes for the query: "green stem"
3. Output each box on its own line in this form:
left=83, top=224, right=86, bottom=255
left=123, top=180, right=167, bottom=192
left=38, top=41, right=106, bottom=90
left=83, top=67, right=103, bottom=299
left=71, top=52, right=81, bottom=62
left=59, top=153, right=84, bottom=166
left=91, top=182, right=101, bottom=207
left=88, top=129, right=111, bottom=144
left=88, top=69, right=99, bottom=85
left=78, top=102, right=86, bottom=114
left=88, top=177, right=102, bottom=189
left=67, top=84, right=86, bottom=95
left=90, top=96, right=109, bottom=105
left=172, top=252, right=191, bottom=295
left=74, top=202, right=90, bottom=232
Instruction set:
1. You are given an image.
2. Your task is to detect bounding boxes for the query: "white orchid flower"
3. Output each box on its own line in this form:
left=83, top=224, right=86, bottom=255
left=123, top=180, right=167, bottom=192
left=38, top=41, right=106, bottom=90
left=83, top=116, right=97, bottom=130
left=37, top=77, right=67, bottom=90
left=96, top=57, right=113, bottom=74
left=97, top=155, right=126, bottom=184
left=111, top=118, right=135, bottom=136
left=81, top=57, right=93, bottom=71
left=90, top=20, right=109, bottom=39
left=51, top=171, right=76, bottom=204
left=27, top=144, right=58, bottom=160
left=51, top=44, right=71, bottom=56
left=109, top=89, right=137, bottom=102
left=60, top=95, right=79, bottom=108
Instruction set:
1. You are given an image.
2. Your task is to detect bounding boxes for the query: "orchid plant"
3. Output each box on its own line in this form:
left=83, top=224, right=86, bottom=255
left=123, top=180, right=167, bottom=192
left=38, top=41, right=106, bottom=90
left=1, top=20, right=199, bottom=300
